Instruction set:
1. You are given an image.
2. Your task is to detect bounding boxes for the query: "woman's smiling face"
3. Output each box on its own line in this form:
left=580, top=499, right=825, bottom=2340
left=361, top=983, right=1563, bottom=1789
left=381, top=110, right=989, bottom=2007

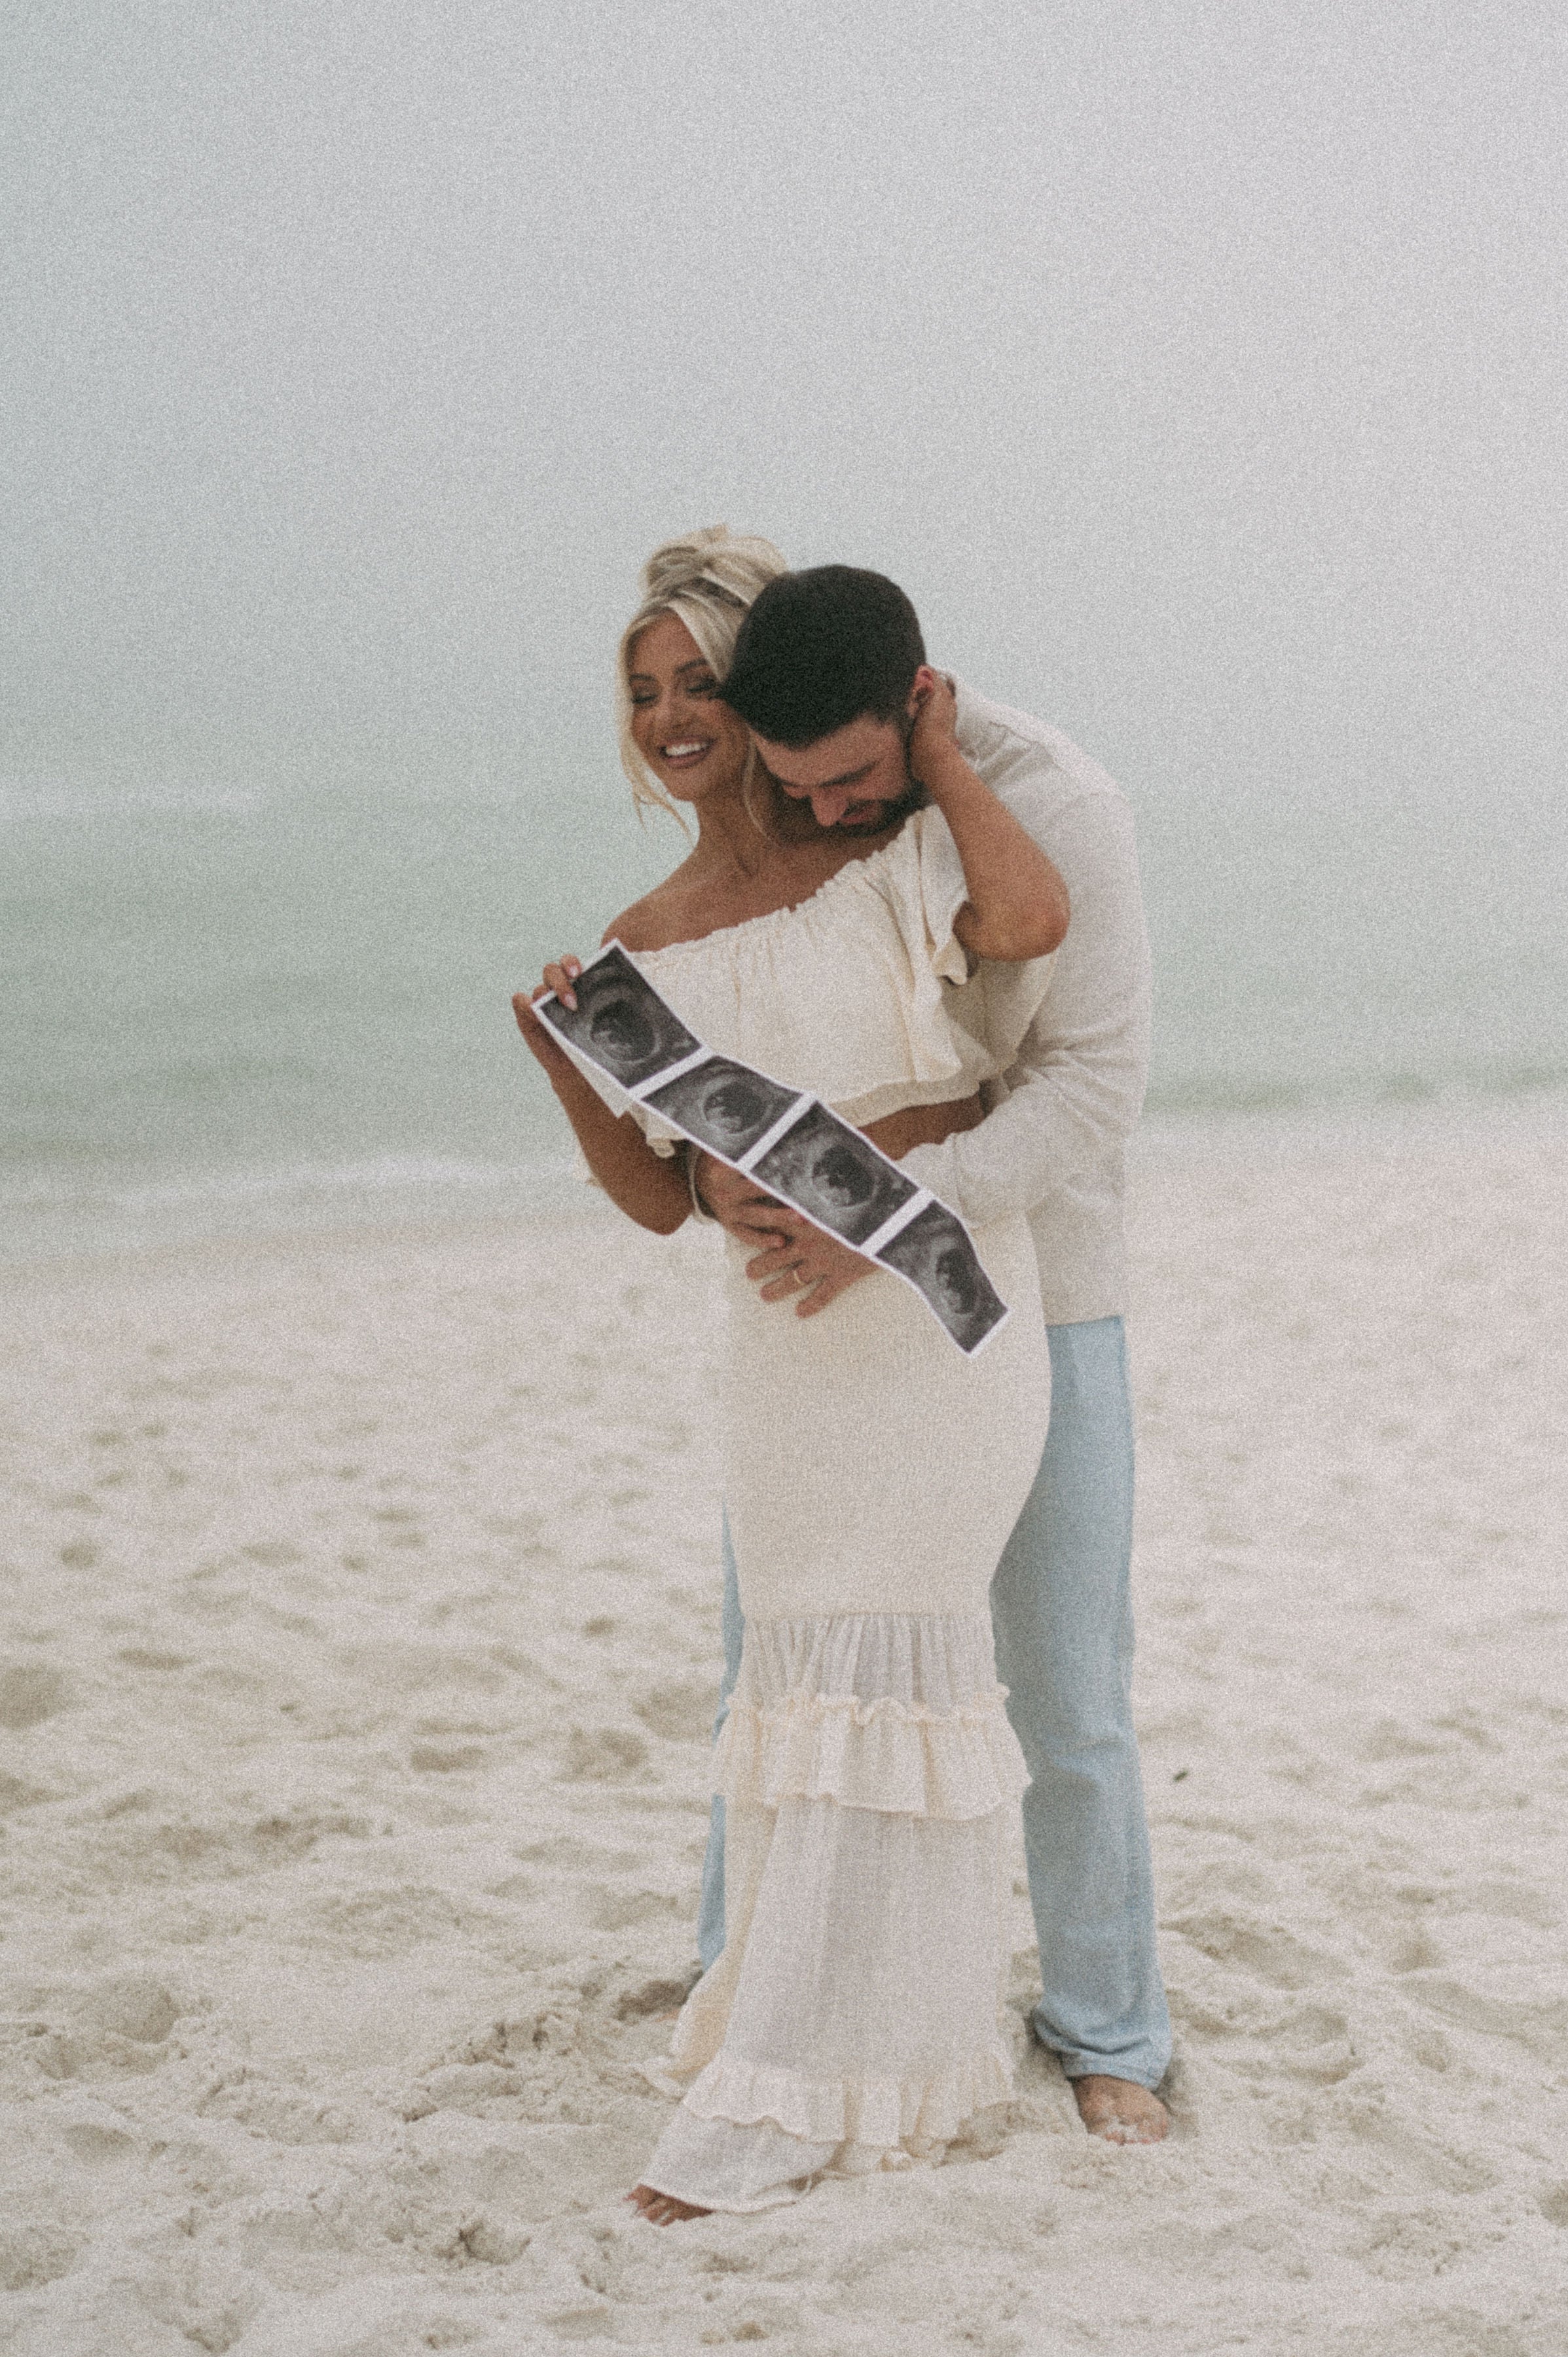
left=627, top=613, right=753, bottom=805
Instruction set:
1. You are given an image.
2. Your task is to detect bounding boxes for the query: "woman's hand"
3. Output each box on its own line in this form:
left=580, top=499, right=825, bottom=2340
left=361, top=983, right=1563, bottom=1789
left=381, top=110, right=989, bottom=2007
left=902, top=671, right=1069, bottom=963
left=512, top=953, right=689, bottom=1236
left=512, top=955, right=584, bottom=1078
left=906, top=670, right=962, bottom=785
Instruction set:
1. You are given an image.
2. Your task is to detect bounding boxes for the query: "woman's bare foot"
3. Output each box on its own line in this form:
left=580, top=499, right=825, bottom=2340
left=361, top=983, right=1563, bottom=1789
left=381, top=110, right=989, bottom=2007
left=1071, top=2075, right=1169, bottom=2144
left=627, top=2183, right=712, bottom=2225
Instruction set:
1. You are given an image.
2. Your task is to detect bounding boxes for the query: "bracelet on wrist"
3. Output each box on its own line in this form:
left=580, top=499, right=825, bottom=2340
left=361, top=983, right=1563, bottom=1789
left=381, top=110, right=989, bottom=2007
left=682, top=1141, right=716, bottom=1224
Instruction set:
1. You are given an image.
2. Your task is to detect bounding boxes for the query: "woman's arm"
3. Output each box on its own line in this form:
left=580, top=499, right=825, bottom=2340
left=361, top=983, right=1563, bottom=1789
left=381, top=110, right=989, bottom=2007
left=513, top=959, right=690, bottom=1235
left=907, top=674, right=1070, bottom=962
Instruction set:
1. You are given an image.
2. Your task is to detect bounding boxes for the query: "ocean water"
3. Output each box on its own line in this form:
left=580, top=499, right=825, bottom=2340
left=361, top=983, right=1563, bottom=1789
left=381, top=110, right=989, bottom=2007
left=4, top=762, right=1565, bottom=1262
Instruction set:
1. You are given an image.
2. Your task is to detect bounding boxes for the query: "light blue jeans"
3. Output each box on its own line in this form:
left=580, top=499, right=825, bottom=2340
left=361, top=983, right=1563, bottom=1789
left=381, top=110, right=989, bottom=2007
left=695, top=1314, right=1172, bottom=2092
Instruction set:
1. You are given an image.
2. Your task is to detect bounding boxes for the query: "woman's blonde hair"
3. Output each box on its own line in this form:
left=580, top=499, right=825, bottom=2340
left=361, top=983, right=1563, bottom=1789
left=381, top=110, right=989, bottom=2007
left=616, top=526, right=788, bottom=819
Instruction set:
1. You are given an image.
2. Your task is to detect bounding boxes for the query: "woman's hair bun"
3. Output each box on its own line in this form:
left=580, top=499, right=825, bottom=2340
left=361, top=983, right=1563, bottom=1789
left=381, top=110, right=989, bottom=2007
left=641, top=525, right=788, bottom=609
left=642, top=530, right=723, bottom=601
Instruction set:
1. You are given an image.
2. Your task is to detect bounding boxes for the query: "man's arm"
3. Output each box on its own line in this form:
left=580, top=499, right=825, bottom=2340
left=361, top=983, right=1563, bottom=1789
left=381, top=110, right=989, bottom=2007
left=896, top=786, right=1151, bottom=1230
left=694, top=788, right=1150, bottom=1306
left=692, top=750, right=1149, bottom=1309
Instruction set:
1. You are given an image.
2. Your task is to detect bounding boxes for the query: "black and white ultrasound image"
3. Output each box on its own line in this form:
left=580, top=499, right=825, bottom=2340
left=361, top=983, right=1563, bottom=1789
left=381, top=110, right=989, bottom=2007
left=536, top=943, right=1008, bottom=1352
left=534, top=945, right=701, bottom=1091
left=749, top=1102, right=919, bottom=1248
left=643, top=1055, right=804, bottom=1162
left=875, top=1199, right=1008, bottom=1354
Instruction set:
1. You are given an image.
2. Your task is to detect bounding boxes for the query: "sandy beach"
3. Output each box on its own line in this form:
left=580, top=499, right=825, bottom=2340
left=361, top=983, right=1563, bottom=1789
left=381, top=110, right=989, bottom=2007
left=2, top=1102, right=1565, bottom=2356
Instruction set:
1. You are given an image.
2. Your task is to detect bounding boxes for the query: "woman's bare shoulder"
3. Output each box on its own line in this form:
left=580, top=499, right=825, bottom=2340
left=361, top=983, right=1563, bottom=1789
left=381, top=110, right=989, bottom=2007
left=600, top=866, right=703, bottom=954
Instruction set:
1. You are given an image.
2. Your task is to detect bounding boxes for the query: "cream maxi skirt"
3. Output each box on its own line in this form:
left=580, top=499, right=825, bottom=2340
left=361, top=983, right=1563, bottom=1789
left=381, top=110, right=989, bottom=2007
left=642, top=1211, right=1051, bottom=2212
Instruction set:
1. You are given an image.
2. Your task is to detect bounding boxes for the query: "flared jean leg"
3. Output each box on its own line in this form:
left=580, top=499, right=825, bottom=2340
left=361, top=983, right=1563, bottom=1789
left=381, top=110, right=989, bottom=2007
left=991, top=1316, right=1171, bottom=2090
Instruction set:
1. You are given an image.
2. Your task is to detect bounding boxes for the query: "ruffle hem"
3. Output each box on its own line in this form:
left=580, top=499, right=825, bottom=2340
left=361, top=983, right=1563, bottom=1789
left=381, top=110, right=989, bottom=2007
left=639, top=1610, right=1025, bottom=2213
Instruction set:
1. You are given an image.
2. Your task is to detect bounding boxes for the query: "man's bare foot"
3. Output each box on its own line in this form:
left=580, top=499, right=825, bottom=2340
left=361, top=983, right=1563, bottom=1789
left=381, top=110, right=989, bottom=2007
left=1071, top=2075, right=1169, bottom=2145
left=627, top=2182, right=712, bottom=2225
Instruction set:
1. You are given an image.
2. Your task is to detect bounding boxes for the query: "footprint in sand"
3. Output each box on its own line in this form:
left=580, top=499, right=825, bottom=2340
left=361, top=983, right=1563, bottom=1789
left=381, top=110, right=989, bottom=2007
left=0, top=1664, right=69, bottom=1730
left=22, top=1974, right=183, bottom=2084
left=0, top=2223, right=80, bottom=2294
left=1168, top=1909, right=1349, bottom=1990
left=560, top=1727, right=650, bottom=1781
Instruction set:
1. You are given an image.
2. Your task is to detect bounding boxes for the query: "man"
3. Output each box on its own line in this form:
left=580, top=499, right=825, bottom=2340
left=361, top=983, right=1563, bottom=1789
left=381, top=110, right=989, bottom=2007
left=691, top=565, right=1171, bottom=2145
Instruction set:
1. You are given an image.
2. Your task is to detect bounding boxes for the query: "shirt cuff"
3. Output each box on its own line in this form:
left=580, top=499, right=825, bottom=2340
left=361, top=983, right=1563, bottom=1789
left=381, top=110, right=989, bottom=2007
left=896, top=1136, right=969, bottom=1218
left=896, top=1129, right=1025, bottom=1230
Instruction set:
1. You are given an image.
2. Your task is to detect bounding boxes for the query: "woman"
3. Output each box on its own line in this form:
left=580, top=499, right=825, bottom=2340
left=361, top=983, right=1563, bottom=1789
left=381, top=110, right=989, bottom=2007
left=515, top=529, right=1068, bottom=2219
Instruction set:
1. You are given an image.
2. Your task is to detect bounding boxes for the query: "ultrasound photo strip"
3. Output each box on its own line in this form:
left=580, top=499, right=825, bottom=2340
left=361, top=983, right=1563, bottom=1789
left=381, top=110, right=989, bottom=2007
left=533, top=940, right=1009, bottom=1355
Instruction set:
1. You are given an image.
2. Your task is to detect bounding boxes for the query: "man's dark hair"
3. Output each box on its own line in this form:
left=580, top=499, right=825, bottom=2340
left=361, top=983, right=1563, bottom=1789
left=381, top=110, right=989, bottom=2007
left=721, top=566, right=926, bottom=746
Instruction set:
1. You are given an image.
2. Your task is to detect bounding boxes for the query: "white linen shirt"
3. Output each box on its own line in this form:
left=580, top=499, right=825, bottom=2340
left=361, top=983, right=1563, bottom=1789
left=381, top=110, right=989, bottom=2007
left=896, top=678, right=1152, bottom=1326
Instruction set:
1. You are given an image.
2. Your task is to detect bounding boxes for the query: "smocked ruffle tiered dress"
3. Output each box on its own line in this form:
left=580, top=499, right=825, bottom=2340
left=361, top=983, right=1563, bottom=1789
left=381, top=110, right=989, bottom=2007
left=579, top=807, right=1056, bottom=2212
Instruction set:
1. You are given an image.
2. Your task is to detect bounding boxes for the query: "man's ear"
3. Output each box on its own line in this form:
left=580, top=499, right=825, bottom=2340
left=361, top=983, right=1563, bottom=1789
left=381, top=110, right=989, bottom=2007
left=905, top=665, right=940, bottom=719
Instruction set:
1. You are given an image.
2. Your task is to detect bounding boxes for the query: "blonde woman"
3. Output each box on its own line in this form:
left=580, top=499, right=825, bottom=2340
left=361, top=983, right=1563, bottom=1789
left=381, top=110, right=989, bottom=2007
left=515, top=534, right=1068, bottom=2218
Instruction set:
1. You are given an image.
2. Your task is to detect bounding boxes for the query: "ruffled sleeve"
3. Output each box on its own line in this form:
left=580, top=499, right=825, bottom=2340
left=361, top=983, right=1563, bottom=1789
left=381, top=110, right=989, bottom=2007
left=898, top=805, right=974, bottom=988
left=831, top=805, right=1049, bottom=1113
left=551, top=807, right=1058, bottom=1158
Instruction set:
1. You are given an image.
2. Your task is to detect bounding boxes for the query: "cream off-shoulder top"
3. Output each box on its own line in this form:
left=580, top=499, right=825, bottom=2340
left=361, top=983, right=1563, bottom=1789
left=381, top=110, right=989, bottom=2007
left=569, top=804, right=1058, bottom=1152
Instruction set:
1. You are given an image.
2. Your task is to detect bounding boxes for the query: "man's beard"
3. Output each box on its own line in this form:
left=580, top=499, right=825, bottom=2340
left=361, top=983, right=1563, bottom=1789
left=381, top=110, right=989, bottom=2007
left=832, top=763, right=928, bottom=837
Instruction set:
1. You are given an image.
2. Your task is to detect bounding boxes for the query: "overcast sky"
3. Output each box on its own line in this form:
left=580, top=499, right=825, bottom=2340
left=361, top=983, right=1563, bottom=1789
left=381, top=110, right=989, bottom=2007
left=5, top=0, right=1564, bottom=817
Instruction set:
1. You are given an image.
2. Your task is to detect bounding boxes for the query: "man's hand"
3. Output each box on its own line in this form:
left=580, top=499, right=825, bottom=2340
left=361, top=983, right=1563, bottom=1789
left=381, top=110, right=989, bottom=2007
left=689, top=1154, right=794, bottom=1245
left=745, top=1213, right=876, bottom=1317
left=691, top=1154, right=875, bottom=1318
